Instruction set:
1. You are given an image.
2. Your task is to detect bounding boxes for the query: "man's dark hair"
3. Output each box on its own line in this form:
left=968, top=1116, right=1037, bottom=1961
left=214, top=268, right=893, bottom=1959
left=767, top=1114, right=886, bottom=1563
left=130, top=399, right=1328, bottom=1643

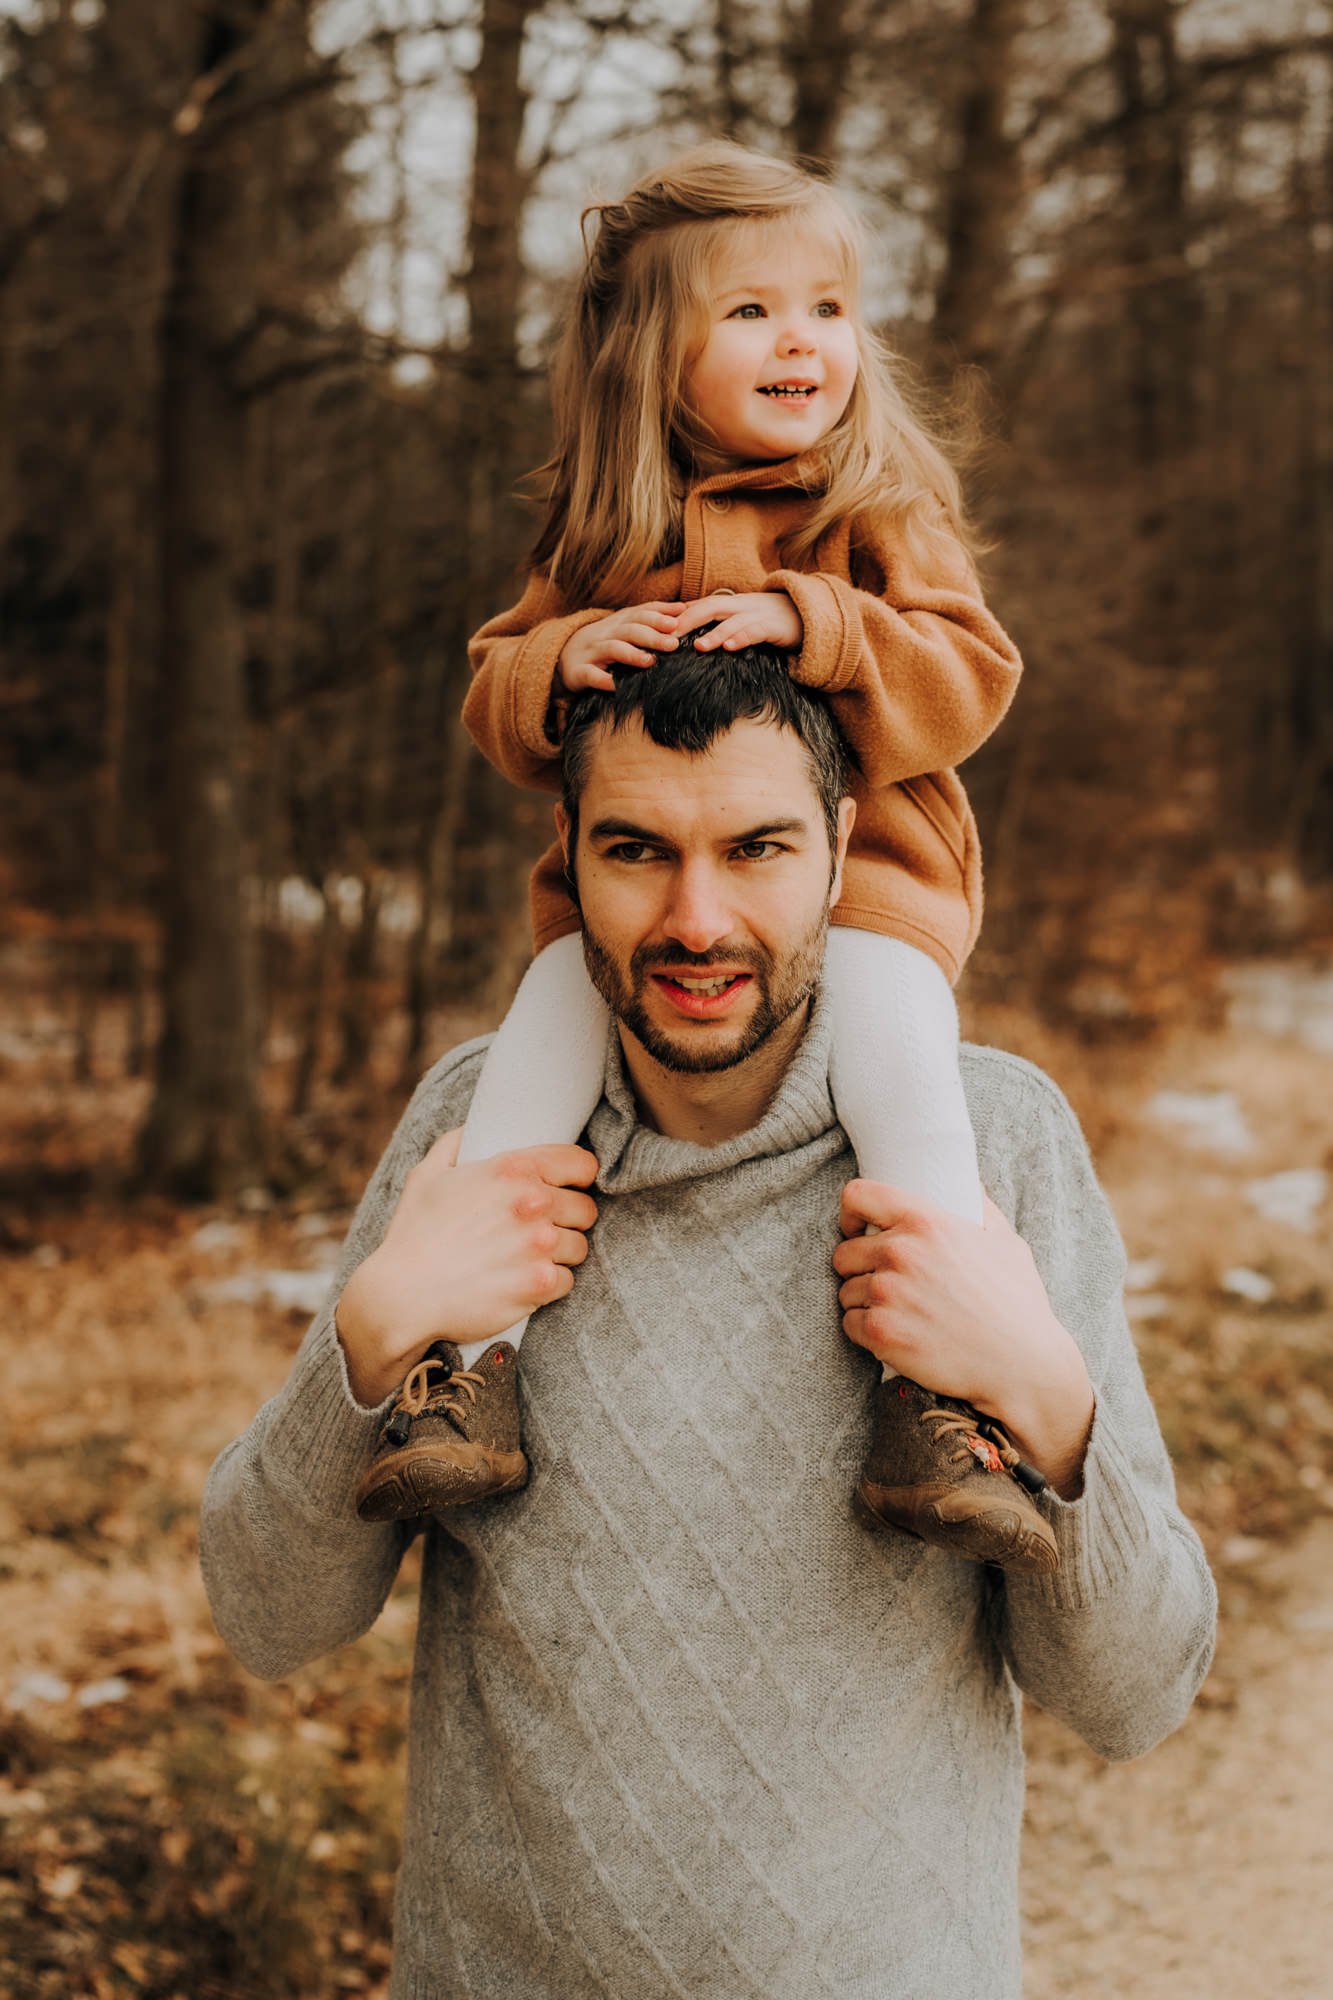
left=561, top=637, right=856, bottom=862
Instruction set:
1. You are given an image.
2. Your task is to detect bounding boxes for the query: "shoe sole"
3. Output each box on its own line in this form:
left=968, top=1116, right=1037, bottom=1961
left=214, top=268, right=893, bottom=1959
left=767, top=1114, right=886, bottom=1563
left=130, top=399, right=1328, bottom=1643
left=356, top=1446, right=529, bottom=1522
left=853, top=1485, right=1060, bottom=1575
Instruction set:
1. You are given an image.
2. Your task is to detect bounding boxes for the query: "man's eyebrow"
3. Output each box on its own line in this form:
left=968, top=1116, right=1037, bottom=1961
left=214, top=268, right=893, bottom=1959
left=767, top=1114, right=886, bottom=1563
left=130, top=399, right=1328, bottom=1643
left=587, top=817, right=667, bottom=843
left=587, top=816, right=810, bottom=843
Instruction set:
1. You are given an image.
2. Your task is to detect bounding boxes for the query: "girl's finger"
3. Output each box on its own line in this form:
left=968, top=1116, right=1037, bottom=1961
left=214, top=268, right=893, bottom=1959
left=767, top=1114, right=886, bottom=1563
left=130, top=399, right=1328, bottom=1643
left=607, top=642, right=656, bottom=667
left=696, top=618, right=747, bottom=651
left=672, top=602, right=721, bottom=636
left=623, top=623, right=677, bottom=650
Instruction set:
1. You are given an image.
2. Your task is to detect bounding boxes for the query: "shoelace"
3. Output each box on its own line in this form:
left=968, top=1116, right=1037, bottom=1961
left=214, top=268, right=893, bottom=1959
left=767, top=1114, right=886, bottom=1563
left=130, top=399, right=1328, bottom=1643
left=920, top=1406, right=1047, bottom=1495
left=393, top=1354, right=485, bottom=1427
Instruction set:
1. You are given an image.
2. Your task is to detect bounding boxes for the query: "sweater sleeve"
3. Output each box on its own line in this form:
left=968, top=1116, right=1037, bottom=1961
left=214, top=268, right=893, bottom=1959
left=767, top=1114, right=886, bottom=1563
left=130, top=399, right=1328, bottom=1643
left=463, top=572, right=613, bottom=793
left=981, top=1061, right=1218, bottom=1761
left=763, top=517, right=1022, bottom=785
left=198, top=1043, right=487, bottom=1681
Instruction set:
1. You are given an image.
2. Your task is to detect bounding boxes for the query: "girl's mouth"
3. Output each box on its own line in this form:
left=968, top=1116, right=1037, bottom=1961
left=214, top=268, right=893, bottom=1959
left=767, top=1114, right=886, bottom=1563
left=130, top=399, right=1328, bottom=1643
left=758, top=385, right=817, bottom=400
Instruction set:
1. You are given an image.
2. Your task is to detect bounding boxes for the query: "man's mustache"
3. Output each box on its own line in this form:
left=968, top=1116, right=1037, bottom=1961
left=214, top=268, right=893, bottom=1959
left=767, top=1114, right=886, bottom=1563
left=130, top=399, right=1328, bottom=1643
left=629, top=943, right=770, bottom=975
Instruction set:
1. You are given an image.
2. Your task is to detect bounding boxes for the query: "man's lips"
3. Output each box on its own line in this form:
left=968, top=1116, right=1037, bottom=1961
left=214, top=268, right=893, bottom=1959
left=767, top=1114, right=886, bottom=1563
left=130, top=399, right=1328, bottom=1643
left=650, top=970, right=754, bottom=1019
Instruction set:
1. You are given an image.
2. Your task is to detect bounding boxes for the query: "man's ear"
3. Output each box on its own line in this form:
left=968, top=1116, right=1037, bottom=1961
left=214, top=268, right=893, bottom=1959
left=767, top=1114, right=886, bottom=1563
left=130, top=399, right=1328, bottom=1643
left=829, top=796, right=856, bottom=906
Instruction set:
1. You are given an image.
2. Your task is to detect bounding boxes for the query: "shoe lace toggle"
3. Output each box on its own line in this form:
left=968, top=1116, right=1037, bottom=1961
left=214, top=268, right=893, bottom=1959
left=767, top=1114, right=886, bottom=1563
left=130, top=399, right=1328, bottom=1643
left=920, top=1406, right=1048, bottom=1496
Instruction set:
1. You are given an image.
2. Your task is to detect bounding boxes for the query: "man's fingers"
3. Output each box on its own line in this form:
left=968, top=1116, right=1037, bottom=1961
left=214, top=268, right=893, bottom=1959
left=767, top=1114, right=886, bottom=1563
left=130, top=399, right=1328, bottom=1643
left=431, top=1126, right=464, bottom=1169
left=832, top=1232, right=892, bottom=1277
left=550, top=1224, right=592, bottom=1267
left=548, top=1185, right=599, bottom=1231
left=523, top=1143, right=600, bottom=1188
left=838, top=1178, right=922, bottom=1237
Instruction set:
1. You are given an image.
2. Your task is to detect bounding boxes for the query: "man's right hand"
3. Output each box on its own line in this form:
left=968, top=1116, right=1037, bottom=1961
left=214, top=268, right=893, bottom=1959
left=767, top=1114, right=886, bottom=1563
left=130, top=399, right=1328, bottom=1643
left=335, top=1131, right=600, bottom=1407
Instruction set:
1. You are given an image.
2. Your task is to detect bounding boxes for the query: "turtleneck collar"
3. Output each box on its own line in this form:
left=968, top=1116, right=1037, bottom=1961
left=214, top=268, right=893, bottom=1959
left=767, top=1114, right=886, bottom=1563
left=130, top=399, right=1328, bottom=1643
left=588, top=981, right=839, bottom=1197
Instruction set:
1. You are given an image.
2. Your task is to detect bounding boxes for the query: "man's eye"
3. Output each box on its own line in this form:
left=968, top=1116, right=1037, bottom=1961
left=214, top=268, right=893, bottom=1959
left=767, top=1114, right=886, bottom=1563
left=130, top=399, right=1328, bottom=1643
left=734, top=840, right=780, bottom=861
left=607, top=842, right=656, bottom=862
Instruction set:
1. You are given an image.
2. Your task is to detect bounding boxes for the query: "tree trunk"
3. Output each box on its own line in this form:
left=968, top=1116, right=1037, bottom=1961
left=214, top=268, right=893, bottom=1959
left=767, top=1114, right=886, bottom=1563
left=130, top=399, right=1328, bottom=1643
left=1107, top=0, right=1197, bottom=464
left=137, top=11, right=267, bottom=1197
left=788, top=0, right=860, bottom=165
left=932, top=0, right=1025, bottom=372
left=402, top=0, right=539, bottom=1076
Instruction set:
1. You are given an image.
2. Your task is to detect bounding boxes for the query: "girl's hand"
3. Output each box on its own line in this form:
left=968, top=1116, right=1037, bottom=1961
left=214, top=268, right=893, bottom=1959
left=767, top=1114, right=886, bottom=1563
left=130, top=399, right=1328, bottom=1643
left=673, top=590, right=804, bottom=653
left=558, top=603, right=686, bottom=692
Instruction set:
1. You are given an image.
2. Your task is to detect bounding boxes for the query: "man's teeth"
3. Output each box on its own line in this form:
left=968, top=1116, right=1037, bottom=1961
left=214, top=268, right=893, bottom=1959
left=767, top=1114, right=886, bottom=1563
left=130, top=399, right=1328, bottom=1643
left=671, top=975, right=738, bottom=995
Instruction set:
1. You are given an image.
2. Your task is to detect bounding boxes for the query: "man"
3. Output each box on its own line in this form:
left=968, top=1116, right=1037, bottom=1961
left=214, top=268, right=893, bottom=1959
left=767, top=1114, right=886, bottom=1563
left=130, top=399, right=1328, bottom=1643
left=201, top=644, right=1216, bottom=2000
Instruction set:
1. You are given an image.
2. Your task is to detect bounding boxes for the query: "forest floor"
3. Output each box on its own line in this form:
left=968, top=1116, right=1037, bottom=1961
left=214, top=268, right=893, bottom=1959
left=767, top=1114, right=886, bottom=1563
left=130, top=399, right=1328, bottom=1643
left=1, top=960, right=1331, bottom=1998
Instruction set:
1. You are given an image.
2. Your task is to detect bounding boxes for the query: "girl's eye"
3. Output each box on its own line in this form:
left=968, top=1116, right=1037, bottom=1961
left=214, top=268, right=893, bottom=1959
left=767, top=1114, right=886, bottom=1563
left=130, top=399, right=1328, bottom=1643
left=814, top=300, right=843, bottom=318
left=729, top=302, right=765, bottom=319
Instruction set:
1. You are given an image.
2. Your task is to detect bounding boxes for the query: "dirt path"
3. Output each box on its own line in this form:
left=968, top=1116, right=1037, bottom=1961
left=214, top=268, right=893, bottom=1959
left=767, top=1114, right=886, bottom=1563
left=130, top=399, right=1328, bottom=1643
left=1022, top=1517, right=1333, bottom=1998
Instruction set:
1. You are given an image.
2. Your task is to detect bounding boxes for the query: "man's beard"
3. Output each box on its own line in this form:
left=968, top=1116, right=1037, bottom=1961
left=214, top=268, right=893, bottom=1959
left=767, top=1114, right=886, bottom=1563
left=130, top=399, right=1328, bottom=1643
left=580, top=912, right=830, bottom=1074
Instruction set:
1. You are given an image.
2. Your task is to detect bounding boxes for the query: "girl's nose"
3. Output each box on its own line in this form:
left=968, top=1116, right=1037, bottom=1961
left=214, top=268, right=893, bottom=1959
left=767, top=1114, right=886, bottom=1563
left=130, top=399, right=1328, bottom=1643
left=776, top=318, right=818, bottom=355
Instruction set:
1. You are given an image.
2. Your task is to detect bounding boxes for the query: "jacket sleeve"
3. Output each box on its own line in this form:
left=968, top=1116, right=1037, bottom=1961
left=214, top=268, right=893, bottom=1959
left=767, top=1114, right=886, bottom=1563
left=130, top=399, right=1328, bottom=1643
left=763, top=515, right=1022, bottom=785
left=463, top=572, right=614, bottom=794
left=198, top=1049, right=483, bottom=1681
left=982, top=1062, right=1218, bottom=1761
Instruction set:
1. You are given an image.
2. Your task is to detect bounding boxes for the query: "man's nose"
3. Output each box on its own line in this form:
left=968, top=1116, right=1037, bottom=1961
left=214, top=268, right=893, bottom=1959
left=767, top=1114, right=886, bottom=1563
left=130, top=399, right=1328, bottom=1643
left=661, top=861, right=734, bottom=953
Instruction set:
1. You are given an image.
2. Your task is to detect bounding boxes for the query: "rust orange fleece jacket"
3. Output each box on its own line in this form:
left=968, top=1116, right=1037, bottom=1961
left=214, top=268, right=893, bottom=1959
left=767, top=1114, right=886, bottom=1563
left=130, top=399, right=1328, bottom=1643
left=464, top=458, right=1022, bottom=984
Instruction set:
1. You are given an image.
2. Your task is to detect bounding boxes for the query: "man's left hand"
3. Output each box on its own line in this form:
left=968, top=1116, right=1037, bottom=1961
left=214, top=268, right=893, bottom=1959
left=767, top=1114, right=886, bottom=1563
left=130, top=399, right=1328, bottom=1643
left=673, top=590, right=803, bottom=652
left=833, top=1182, right=1095, bottom=1500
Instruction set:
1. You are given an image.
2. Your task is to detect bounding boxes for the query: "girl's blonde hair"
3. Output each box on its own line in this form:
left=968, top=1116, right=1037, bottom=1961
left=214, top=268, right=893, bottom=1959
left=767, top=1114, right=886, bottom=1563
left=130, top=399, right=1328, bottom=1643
left=531, top=141, right=978, bottom=605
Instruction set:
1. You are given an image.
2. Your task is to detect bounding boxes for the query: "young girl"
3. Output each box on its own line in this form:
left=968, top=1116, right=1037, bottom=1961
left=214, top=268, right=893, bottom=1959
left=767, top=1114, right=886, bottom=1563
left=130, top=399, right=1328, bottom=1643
left=356, top=141, right=1058, bottom=1574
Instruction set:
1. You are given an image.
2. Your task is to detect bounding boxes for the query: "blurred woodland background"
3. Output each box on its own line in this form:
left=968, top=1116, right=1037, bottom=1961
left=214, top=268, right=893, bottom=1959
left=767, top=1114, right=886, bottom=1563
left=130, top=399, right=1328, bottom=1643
left=2, top=2, right=1332, bottom=1997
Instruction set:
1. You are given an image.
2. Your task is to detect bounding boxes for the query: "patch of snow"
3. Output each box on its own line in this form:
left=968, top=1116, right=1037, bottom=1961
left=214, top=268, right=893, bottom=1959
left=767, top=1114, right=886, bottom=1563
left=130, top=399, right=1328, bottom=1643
left=1220, top=1266, right=1277, bottom=1305
left=191, top=1219, right=245, bottom=1254
left=30, top=1244, right=62, bottom=1268
left=1222, top=960, right=1333, bottom=1056
left=1126, top=1292, right=1171, bottom=1322
left=1244, top=1168, right=1328, bottom=1234
left=209, top=1267, right=336, bottom=1316
left=6, top=1671, right=71, bottom=1711
left=1125, top=1257, right=1166, bottom=1291
left=293, top=1212, right=340, bottom=1238
left=75, top=1676, right=131, bottom=1709
left=1146, top=1088, right=1254, bottom=1156
left=1221, top=1535, right=1269, bottom=1566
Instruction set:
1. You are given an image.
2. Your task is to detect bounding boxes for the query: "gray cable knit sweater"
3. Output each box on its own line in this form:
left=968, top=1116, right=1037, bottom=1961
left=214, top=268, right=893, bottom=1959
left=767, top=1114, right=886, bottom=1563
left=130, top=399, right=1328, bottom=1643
left=200, top=998, right=1216, bottom=2000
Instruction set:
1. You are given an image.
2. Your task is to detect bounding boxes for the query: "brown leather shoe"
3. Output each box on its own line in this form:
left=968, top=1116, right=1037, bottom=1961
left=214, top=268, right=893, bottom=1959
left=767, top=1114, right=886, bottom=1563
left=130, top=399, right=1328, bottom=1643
left=855, top=1376, right=1059, bottom=1574
left=355, top=1340, right=529, bottom=1522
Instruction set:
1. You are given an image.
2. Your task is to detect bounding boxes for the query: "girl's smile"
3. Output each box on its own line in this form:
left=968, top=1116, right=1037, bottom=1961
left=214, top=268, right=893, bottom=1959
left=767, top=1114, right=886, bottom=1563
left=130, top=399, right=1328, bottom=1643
left=684, top=224, right=860, bottom=467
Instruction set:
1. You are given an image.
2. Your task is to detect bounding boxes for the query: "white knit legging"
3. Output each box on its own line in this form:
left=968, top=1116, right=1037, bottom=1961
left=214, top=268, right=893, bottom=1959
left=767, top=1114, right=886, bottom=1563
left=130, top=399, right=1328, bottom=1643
left=453, top=928, right=982, bottom=1375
